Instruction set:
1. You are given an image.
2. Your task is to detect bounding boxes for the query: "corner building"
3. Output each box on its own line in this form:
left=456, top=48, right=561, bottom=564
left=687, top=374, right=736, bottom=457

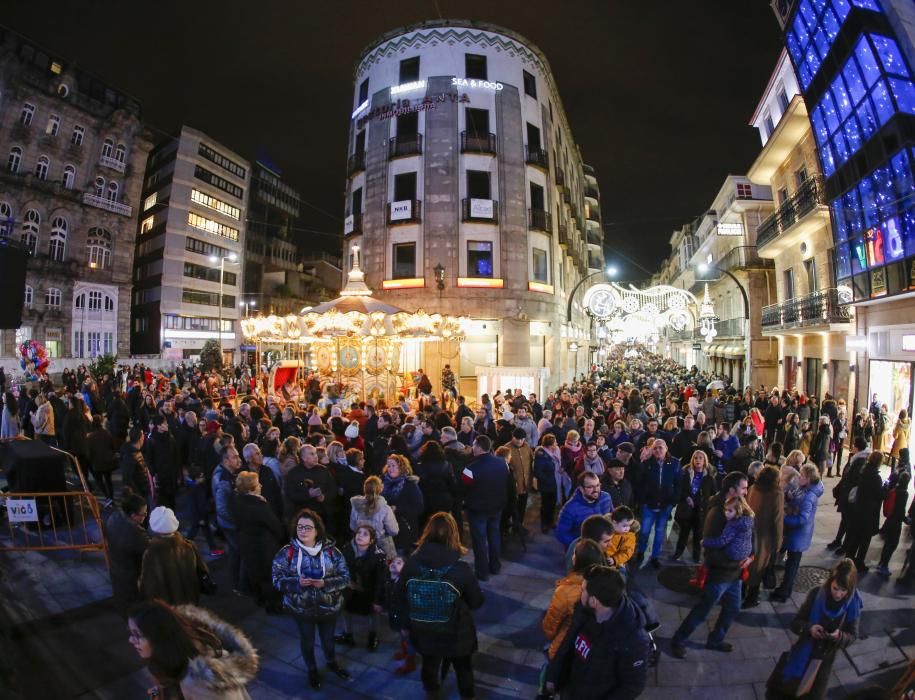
left=345, top=20, right=603, bottom=397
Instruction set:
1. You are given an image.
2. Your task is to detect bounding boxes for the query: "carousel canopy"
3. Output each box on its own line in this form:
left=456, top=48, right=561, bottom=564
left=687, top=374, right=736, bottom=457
left=240, top=246, right=465, bottom=343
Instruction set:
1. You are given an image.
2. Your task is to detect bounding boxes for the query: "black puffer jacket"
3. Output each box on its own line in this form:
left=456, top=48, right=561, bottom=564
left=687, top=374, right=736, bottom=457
left=415, top=459, right=457, bottom=519
left=396, top=541, right=484, bottom=658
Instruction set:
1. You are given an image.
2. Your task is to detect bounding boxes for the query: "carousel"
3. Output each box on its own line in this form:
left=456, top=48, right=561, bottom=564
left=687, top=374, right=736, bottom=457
left=239, top=247, right=465, bottom=403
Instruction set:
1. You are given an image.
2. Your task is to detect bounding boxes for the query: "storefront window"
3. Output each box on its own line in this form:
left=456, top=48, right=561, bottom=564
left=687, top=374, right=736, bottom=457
left=869, top=360, right=914, bottom=428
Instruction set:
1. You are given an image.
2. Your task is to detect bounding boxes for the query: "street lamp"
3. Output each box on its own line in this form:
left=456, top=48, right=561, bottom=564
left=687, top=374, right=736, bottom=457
left=697, top=260, right=750, bottom=388
left=209, top=252, right=238, bottom=361
left=565, top=265, right=619, bottom=323
left=239, top=299, right=256, bottom=317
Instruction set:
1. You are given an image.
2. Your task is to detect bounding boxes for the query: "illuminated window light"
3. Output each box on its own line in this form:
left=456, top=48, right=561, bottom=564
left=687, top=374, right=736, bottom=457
left=391, top=80, right=426, bottom=95
left=381, top=278, right=425, bottom=290
left=528, top=281, right=554, bottom=294
left=457, top=277, right=504, bottom=289
left=351, top=99, right=369, bottom=119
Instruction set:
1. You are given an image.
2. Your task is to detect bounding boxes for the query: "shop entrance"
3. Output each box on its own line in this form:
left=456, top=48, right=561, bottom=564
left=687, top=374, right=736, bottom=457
left=868, top=360, right=914, bottom=423
left=805, top=357, right=821, bottom=400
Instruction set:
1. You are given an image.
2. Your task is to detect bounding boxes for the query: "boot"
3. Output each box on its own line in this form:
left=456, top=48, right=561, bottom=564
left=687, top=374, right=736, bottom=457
left=688, top=564, right=708, bottom=590
left=334, top=632, right=355, bottom=647
left=367, top=631, right=378, bottom=650
left=394, top=654, right=417, bottom=675
left=392, top=639, right=408, bottom=661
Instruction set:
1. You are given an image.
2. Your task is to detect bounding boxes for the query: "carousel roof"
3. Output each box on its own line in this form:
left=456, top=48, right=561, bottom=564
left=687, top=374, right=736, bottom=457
left=240, top=246, right=465, bottom=343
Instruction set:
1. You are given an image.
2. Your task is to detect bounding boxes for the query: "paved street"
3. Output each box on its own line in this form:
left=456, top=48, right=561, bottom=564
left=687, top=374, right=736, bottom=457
left=1, top=467, right=912, bottom=699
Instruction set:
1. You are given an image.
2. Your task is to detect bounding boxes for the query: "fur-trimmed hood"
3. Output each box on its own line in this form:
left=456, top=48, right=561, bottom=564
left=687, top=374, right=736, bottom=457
left=176, top=605, right=258, bottom=695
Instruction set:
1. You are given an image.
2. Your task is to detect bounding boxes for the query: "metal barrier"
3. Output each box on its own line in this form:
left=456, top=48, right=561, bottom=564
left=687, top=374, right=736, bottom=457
left=1, top=442, right=109, bottom=568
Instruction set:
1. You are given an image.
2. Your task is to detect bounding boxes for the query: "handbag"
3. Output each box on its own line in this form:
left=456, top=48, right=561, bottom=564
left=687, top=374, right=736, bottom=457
left=766, top=650, right=823, bottom=698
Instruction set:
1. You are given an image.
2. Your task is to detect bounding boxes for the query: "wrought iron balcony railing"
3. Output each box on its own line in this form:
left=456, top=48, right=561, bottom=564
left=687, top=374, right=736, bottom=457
left=761, top=288, right=851, bottom=330
left=756, top=175, right=825, bottom=248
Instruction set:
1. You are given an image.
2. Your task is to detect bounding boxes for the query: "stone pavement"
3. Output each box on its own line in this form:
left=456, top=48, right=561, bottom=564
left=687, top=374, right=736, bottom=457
left=1, top=466, right=912, bottom=699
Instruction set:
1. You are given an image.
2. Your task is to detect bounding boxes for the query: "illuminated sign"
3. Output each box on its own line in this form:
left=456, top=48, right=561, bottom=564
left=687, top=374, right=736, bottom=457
left=717, top=223, right=743, bottom=236
left=356, top=93, right=470, bottom=129
left=451, top=77, right=504, bottom=91
left=391, top=80, right=426, bottom=95
left=351, top=100, right=369, bottom=119
left=865, top=227, right=885, bottom=267
left=884, top=217, right=904, bottom=261
left=457, top=277, right=504, bottom=288
left=902, top=334, right=915, bottom=352
left=852, top=241, right=867, bottom=272
left=870, top=268, right=887, bottom=298
left=382, top=278, right=425, bottom=290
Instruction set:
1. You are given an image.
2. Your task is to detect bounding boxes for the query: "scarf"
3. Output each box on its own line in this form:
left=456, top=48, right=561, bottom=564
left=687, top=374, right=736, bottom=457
left=583, top=455, right=605, bottom=477
left=545, top=446, right=570, bottom=504
left=292, top=538, right=325, bottom=579
left=383, top=473, right=406, bottom=500
left=783, top=586, right=862, bottom=681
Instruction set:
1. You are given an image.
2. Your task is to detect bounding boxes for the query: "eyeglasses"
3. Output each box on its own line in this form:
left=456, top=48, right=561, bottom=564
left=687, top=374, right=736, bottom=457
left=296, top=525, right=316, bottom=532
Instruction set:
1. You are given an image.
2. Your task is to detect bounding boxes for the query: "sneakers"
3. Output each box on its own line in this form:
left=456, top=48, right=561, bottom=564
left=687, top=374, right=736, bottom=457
left=706, top=640, right=734, bottom=653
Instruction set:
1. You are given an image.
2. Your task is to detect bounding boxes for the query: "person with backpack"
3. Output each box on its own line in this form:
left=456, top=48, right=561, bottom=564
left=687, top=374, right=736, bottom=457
left=397, top=512, right=484, bottom=699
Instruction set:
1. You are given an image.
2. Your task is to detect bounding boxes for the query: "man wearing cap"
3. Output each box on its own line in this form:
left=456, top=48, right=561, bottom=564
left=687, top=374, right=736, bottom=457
left=139, top=506, right=207, bottom=605
left=601, top=459, right=634, bottom=509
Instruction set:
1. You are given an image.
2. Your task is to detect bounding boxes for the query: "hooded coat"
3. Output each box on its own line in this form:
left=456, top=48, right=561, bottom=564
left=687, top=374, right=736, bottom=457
left=271, top=538, right=350, bottom=619
left=784, top=480, right=825, bottom=552
left=542, top=571, right=584, bottom=659
left=747, top=473, right=784, bottom=586
left=173, top=605, right=259, bottom=700
left=139, top=534, right=206, bottom=606
left=349, top=494, right=399, bottom=559
left=235, top=493, right=286, bottom=601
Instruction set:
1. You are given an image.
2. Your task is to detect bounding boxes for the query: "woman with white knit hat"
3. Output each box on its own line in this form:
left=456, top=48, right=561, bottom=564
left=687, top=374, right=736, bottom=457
left=139, top=506, right=208, bottom=606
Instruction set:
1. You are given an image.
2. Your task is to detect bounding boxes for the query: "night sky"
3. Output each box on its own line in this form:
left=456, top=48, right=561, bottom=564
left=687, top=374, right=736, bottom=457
left=4, top=1, right=784, bottom=281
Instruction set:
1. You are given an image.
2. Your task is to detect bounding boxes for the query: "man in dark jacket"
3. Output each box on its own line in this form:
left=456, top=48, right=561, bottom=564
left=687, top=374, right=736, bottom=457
left=636, top=439, right=680, bottom=567
left=212, top=445, right=242, bottom=589
left=546, top=566, right=650, bottom=699
left=241, top=442, right=284, bottom=522
left=727, top=434, right=758, bottom=476
left=763, top=395, right=783, bottom=450
left=442, top=427, right=472, bottom=538
left=671, top=471, right=750, bottom=658
left=462, top=435, right=509, bottom=581
left=601, top=461, right=634, bottom=509
left=144, top=415, right=180, bottom=510
left=284, top=443, right=337, bottom=525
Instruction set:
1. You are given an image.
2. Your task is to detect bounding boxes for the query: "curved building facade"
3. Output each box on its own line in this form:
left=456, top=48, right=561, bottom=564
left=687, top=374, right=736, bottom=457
left=343, top=20, right=604, bottom=395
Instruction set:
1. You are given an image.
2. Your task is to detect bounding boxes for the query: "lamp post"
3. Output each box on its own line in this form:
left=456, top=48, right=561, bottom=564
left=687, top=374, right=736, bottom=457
left=565, top=265, right=618, bottom=323
left=433, top=263, right=445, bottom=293
left=697, top=261, right=750, bottom=389
left=209, top=252, right=238, bottom=363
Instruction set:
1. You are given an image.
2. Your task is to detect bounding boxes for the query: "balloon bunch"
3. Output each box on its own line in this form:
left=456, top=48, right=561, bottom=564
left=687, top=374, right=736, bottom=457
left=19, top=339, right=50, bottom=381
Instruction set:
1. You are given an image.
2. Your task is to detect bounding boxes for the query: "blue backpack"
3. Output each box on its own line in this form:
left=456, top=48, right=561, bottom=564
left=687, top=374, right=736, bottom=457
left=406, top=565, right=460, bottom=627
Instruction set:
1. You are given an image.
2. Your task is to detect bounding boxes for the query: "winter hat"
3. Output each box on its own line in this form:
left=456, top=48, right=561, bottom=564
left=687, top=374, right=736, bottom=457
left=615, top=442, right=635, bottom=455
left=330, top=406, right=343, bottom=418
left=345, top=422, right=360, bottom=439
left=149, top=506, right=179, bottom=535
left=206, top=420, right=221, bottom=434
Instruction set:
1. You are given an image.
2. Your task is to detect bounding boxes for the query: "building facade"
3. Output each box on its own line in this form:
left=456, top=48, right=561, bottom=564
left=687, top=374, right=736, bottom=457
left=0, top=28, right=148, bottom=365
left=131, top=126, right=249, bottom=363
left=653, top=176, right=777, bottom=389
left=771, top=0, right=915, bottom=420
left=747, top=50, right=855, bottom=401
left=344, top=20, right=602, bottom=396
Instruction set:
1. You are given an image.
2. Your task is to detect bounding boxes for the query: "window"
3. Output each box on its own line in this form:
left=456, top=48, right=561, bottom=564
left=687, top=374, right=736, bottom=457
left=530, top=182, right=545, bottom=210
left=393, top=243, right=416, bottom=279
left=352, top=187, right=363, bottom=216
left=805, top=258, right=818, bottom=293
left=796, top=167, right=809, bottom=187
left=194, top=165, right=244, bottom=199
left=467, top=241, right=493, bottom=278
left=94, top=176, right=105, bottom=197
left=465, top=53, right=487, bottom=80
left=197, top=143, right=247, bottom=179
left=140, top=216, right=156, bottom=234
left=106, top=181, right=119, bottom=201
left=185, top=237, right=233, bottom=259
left=45, top=288, right=62, bottom=308
left=533, top=247, right=549, bottom=283
left=21, top=209, right=39, bottom=254
left=187, top=212, right=240, bottom=241
left=104, top=296, right=114, bottom=312
left=190, top=188, right=240, bottom=219
left=358, top=78, right=369, bottom=103
left=8, top=146, right=22, bottom=173
left=778, top=186, right=789, bottom=204
left=354, top=129, right=366, bottom=157
left=101, top=139, right=114, bottom=159
left=71, top=125, right=84, bottom=146
left=736, top=183, right=753, bottom=199
left=45, top=329, right=62, bottom=359
left=181, top=288, right=235, bottom=308
left=115, top=144, right=126, bottom=163
left=24, top=286, right=32, bottom=308
left=465, top=108, right=489, bottom=137
left=783, top=268, right=795, bottom=300
left=88, top=290, right=103, bottom=310
left=523, top=70, right=537, bottom=98
left=144, top=193, right=158, bottom=211
left=396, top=111, right=419, bottom=137
left=0, top=201, right=10, bottom=231
left=399, top=57, right=420, bottom=83
left=103, top=332, right=113, bottom=354
left=49, top=216, right=67, bottom=261
left=46, top=115, right=60, bottom=136
left=20, top=103, right=35, bottom=126
left=35, top=155, right=49, bottom=180
left=526, top=122, right=541, bottom=149
left=87, top=227, right=112, bottom=269
left=393, top=172, right=417, bottom=202
left=183, top=261, right=237, bottom=285
left=466, top=170, right=491, bottom=199
left=61, top=164, right=75, bottom=189
left=777, top=85, right=790, bottom=112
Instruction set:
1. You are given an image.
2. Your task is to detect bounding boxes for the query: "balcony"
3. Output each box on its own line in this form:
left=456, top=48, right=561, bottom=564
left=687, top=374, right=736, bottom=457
left=388, top=199, right=421, bottom=224
left=588, top=253, right=603, bottom=270
left=461, top=198, right=499, bottom=222
left=82, top=192, right=132, bottom=217
left=99, top=155, right=126, bottom=173
left=761, top=288, right=851, bottom=333
left=388, top=134, right=422, bottom=159
left=586, top=205, right=601, bottom=223
left=585, top=184, right=600, bottom=200
left=756, top=175, right=828, bottom=253
left=525, top=145, right=548, bottom=170
left=715, top=317, right=746, bottom=338
left=28, top=253, right=79, bottom=276
left=555, top=168, right=566, bottom=188
left=344, top=212, right=363, bottom=236
left=347, top=151, right=365, bottom=176
left=587, top=229, right=603, bottom=246
left=529, top=208, right=552, bottom=232
left=667, top=327, right=703, bottom=343
left=718, top=245, right=774, bottom=273
left=460, top=131, right=496, bottom=154
left=558, top=223, right=571, bottom=248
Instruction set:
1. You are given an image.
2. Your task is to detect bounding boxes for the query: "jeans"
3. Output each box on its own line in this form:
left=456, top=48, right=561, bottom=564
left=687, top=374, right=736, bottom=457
left=638, top=505, right=672, bottom=559
left=673, top=578, right=742, bottom=645
left=421, top=654, right=475, bottom=698
left=776, top=551, right=803, bottom=596
left=539, top=492, right=557, bottom=528
left=293, top=616, right=337, bottom=670
left=468, top=510, right=501, bottom=578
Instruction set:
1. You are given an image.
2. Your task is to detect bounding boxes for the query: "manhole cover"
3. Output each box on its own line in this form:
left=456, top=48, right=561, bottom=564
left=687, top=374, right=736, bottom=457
left=793, top=566, right=830, bottom=594
left=657, top=565, right=701, bottom=594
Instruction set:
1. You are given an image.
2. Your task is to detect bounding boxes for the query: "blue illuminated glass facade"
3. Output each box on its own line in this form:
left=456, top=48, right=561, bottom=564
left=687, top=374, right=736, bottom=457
left=783, top=0, right=915, bottom=302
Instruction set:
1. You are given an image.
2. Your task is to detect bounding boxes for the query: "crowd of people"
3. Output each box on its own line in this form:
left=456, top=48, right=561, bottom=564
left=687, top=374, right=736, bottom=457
left=3, top=349, right=914, bottom=699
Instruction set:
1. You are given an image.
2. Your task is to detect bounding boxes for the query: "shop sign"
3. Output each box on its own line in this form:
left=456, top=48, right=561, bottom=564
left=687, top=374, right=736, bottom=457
left=469, top=198, right=494, bottom=219
left=451, top=77, right=504, bottom=90
left=356, top=92, right=470, bottom=129
left=6, top=498, right=38, bottom=523
left=344, top=215, right=354, bottom=234
left=716, top=223, right=743, bottom=236
left=870, top=268, right=887, bottom=298
left=902, top=335, right=915, bottom=352
left=390, top=200, right=413, bottom=221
